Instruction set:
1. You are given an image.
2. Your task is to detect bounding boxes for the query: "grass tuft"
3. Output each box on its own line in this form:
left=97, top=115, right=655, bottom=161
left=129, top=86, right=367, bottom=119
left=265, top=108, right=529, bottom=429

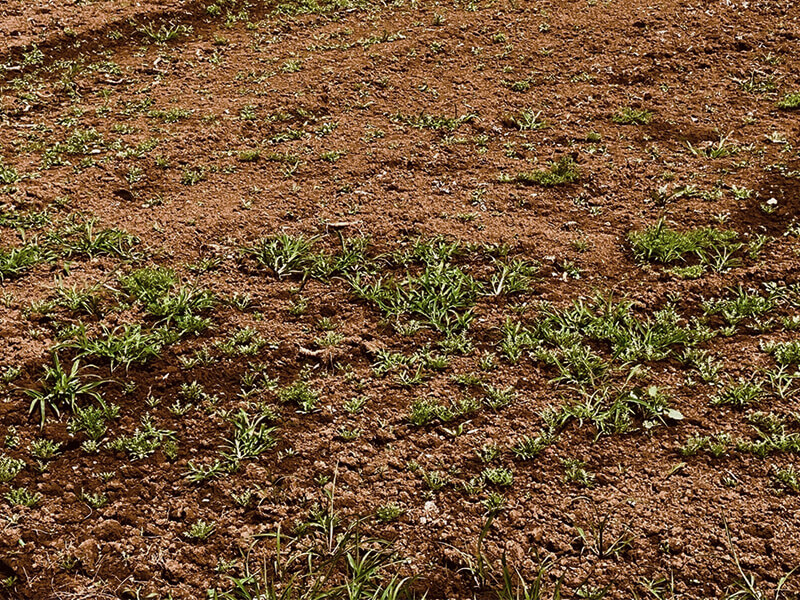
left=500, top=156, right=580, bottom=186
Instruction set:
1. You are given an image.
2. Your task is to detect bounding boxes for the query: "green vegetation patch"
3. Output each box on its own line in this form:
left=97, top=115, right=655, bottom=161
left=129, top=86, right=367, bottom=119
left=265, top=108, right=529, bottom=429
left=499, top=156, right=580, bottom=186
left=628, top=218, right=739, bottom=265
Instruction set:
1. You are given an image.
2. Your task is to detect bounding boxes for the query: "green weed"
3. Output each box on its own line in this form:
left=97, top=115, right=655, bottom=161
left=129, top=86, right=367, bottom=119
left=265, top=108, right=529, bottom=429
left=612, top=107, right=652, bottom=125
left=629, top=218, right=739, bottom=266
left=137, top=22, right=192, bottom=44
left=185, top=519, right=216, bottom=540
left=502, top=109, right=548, bottom=130
left=277, top=380, right=320, bottom=413
left=4, top=487, right=41, bottom=507
left=350, top=262, right=480, bottom=334
left=244, top=233, right=319, bottom=278
left=221, top=409, right=277, bottom=463
left=772, top=464, right=799, bottom=493
left=23, top=355, right=104, bottom=426
left=108, top=414, right=176, bottom=460
left=0, top=454, right=25, bottom=483
left=391, top=112, right=477, bottom=131
left=0, top=245, right=45, bottom=280
left=500, top=156, right=580, bottom=186
left=777, top=92, right=800, bottom=110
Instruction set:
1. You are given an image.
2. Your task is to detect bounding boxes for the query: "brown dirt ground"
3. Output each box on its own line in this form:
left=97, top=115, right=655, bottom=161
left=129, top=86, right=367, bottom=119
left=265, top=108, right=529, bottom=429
left=1, top=0, right=799, bottom=598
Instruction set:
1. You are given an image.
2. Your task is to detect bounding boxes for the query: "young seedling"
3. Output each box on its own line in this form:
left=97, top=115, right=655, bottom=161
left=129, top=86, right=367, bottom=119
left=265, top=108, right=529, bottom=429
left=5, top=487, right=41, bottom=507
left=612, top=107, right=652, bottom=125
left=562, top=458, right=595, bottom=488
left=185, top=519, right=216, bottom=541
left=277, top=380, right=320, bottom=413
left=499, top=156, right=580, bottom=187
left=375, top=502, right=404, bottom=523
left=0, top=455, right=25, bottom=483
left=776, top=92, right=800, bottom=110
left=501, top=109, right=548, bottom=130
left=24, top=355, right=104, bottom=426
left=772, top=464, right=799, bottom=493
left=481, top=466, right=514, bottom=487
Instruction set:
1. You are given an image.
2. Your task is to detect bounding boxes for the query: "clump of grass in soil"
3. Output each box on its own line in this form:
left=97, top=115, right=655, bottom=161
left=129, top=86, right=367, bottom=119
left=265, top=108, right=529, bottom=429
left=776, top=92, right=800, bottom=110
left=499, top=156, right=580, bottom=186
left=628, top=217, right=740, bottom=267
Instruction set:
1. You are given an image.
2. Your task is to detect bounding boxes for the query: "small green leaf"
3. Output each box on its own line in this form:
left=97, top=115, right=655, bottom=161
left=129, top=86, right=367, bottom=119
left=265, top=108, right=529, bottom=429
left=666, top=408, right=684, bottom=421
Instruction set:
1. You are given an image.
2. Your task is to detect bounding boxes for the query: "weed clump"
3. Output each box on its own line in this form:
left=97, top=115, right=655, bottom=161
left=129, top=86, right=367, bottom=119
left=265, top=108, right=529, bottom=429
left=628, top=218, right=738, bottom=264
left=612, top=107, right=652, bottom=125
left=777, top=92, right=800, bottom=110
left=500, top=156, right=580, bottom=187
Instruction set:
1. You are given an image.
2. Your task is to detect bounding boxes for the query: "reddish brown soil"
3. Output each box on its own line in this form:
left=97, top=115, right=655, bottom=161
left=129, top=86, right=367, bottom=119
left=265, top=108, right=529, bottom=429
left=1, top=0, right=799, bottom=598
